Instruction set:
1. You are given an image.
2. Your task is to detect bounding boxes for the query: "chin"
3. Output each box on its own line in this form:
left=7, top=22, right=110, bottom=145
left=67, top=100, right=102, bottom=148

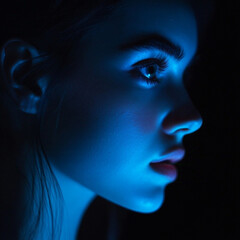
left=122, top=193, right=165, bottom=214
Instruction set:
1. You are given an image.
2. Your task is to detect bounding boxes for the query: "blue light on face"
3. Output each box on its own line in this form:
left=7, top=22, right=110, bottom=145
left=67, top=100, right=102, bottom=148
left=34, top=3, right=203, bottom=238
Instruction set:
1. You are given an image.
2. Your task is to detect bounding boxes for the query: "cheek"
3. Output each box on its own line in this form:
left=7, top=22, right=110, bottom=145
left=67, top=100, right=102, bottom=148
left=132, top=108, right=159, bottom=134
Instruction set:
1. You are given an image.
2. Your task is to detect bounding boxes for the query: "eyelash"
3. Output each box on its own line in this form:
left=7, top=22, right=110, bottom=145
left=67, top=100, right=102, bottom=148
left=130, top=58, right=168, bottom=86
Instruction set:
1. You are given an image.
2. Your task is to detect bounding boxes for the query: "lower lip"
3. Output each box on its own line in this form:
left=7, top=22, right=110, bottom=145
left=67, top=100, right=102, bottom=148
left=150, top=162, right=177, bottom=181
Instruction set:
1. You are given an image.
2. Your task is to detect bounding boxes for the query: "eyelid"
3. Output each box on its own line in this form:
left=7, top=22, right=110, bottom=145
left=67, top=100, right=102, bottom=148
left=131, top=57, right=168, bottom=70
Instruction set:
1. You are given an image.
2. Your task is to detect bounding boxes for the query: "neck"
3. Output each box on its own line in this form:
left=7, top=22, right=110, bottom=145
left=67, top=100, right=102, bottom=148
left=17, top=133, right=97, bottom=240
left=51, top=165, right=96, bottom=240
left=19, top=140, right=96, bottom=240
left=21, top=164, right=96, bottom=240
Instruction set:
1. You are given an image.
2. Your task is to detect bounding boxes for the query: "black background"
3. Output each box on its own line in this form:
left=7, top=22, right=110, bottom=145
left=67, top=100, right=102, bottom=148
left=78, top=1, right=238, bottom=240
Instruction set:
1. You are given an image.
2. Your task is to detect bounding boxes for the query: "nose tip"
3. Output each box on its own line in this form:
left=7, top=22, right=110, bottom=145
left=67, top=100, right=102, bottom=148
left=161, top=105, right=203, bottom=136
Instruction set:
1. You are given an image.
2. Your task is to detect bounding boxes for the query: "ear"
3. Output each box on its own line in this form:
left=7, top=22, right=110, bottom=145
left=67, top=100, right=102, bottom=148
left=0, top=39, right=49, bottom=114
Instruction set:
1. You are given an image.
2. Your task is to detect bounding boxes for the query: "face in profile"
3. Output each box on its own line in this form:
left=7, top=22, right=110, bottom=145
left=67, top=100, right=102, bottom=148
left=40, top=0, right=203, bottom=213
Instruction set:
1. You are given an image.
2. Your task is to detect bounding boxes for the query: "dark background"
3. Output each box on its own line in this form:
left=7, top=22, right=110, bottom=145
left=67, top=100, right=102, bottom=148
left=78, top=1, right=238, bottom=240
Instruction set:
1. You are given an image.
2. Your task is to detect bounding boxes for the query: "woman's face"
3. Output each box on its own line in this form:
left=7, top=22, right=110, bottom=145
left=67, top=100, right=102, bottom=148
left=41, top=0, right=203, bottom=213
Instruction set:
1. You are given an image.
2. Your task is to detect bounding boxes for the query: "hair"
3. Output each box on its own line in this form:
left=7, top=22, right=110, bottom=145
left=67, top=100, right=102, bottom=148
left=0, top=1, right=124, bottom=239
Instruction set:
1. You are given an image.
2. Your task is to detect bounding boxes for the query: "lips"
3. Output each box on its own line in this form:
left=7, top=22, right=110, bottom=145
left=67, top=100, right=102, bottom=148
left=151, top=146, right=185, bottom=164
left=149, top=146, right=185, bottom=181
left=150, top=162, right=178, bottom=181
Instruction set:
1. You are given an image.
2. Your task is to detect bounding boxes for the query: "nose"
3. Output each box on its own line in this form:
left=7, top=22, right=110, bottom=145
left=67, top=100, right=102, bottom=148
left=161, top=101, right=203, bottom=137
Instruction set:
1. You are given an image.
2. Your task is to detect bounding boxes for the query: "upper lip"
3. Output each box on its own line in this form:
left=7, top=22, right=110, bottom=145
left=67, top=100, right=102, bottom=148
left=151, top=146, right=186, bottom=164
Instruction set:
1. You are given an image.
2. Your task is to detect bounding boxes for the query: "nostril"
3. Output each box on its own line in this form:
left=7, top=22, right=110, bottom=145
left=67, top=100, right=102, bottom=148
left=161, top=104, right=203, bottom=136
left=175, top=128, right=189, bottom=133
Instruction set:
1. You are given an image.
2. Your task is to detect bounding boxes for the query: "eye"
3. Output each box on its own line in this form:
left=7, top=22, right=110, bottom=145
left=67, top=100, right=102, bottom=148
left=129, top=58, right=168, bottom=87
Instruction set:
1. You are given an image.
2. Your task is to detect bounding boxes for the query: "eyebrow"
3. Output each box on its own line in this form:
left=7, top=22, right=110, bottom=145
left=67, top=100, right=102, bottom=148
left=118, top=33, right=185, bottom=60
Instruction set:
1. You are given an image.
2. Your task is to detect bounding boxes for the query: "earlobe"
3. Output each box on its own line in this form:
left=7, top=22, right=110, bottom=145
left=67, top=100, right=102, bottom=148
left=0, top=39, right=49, bottom=114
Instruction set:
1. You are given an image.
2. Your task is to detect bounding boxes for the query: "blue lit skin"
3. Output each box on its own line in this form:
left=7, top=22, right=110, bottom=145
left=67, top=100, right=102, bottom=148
left=40, top=0, right=203, bottom=221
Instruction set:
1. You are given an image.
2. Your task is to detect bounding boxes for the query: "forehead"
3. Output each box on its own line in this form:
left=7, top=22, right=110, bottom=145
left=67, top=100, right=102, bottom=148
left=78, top=0, right=198, bottom=63
left=121, top=0, right=196, bottom=50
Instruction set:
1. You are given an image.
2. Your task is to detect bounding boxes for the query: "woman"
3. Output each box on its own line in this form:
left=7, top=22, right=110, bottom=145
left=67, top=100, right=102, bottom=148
left=0, top=0, right=213, bottom=239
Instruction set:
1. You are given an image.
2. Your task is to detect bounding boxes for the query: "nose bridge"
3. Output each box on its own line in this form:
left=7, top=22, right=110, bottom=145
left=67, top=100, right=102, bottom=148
left=161, top=87, right=203, bottom=136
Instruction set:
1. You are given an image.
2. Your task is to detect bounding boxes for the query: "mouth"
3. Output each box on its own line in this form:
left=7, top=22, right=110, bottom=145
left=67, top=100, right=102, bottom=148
left=151, top=147, right=186, bottom=164
left=150, top=161, right=178, bottom=181
left=156, top=159, right=172, bottom=164
left=149, top=147, right=185, bottom=181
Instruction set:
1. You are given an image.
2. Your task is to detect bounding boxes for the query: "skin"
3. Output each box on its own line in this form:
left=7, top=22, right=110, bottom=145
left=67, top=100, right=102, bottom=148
left=1, top=0, right=204, bottom=239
